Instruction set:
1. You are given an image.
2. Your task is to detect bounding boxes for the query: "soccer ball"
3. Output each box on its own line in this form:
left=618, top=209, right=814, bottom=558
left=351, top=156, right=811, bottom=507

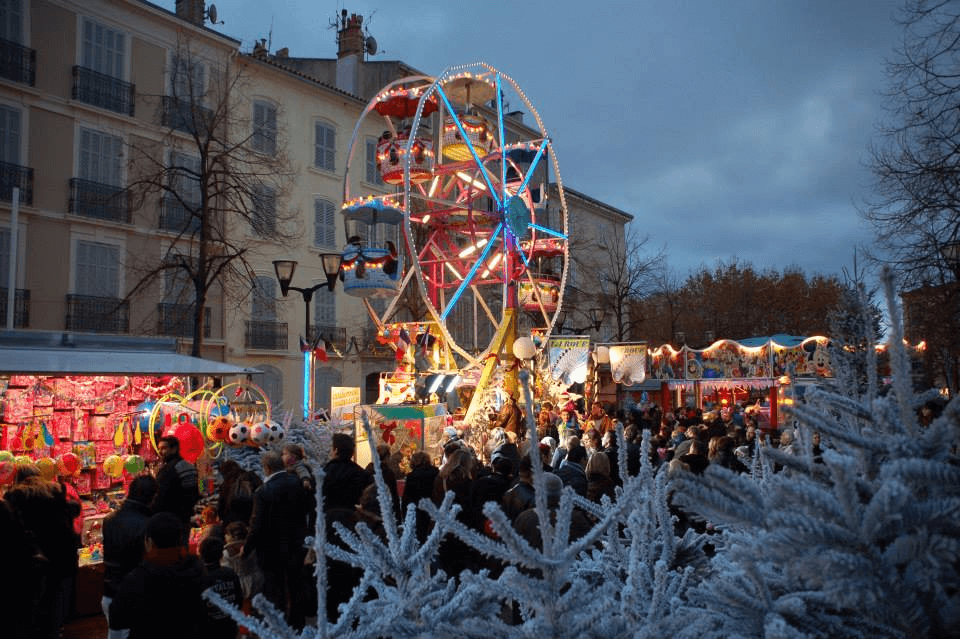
left=228, top=422, right=249, bottom=446
left=266, top=421, right=285, bottom=444
left=250, top=421, right=271, bottom=446
left=206, top=416, right=233, bottom=442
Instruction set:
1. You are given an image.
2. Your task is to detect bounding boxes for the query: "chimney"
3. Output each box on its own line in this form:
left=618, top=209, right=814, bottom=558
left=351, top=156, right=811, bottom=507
left=335, top=10, right=363, bottom=95
left=176, top=0, right=205, bottom=26
left=337, top=12, right=365, bottom=59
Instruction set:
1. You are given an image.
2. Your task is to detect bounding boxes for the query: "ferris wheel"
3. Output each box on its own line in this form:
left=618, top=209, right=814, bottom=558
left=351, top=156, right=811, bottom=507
left=343, top=63, right=570, bottom=371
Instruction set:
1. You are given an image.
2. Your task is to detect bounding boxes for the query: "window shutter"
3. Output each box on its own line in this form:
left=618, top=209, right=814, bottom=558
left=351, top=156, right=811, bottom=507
left=0, top=106, right=20, bottom=165
left=76, top=240, right=119, bottom=297
left=314, top=290, right=336, bottom=325
left=0, top=0, right=23, bottom=44
left=366, top=139, right=377, bottom=183
left=325, top=126, right=335, bottom=170
left=252, top=276, right=276, bottom=320
left=314, top=198, right=335, bottom=247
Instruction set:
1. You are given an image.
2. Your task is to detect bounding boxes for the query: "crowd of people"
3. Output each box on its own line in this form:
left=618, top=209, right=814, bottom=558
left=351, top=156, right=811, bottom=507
left=1, top=396, right=814, bottom=638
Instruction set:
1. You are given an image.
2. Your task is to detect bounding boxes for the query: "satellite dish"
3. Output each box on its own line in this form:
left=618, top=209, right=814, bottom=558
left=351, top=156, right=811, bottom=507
left=365, top=35, right=377, bottom=55
left=207, top=3, right=218, bottom=24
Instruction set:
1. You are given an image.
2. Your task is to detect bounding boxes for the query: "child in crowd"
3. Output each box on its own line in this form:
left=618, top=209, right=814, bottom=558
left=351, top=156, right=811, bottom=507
left=222, top=521, right=263, bottom=626
left=199, top=536, right=243, bottom=639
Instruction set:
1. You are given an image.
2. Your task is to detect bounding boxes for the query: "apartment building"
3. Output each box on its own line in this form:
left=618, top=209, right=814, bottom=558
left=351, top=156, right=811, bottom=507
left=2, top=0, right=632, bottom=415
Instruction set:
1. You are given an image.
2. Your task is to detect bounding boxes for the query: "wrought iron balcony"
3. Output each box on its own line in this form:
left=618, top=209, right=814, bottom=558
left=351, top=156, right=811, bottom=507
left=72, top=66, right=135, bottom=116
left=0, top=288, right=29, bottom=327
left=0, top=38, right=35, bottom=86
left=159, top=196, right=200, bottom=233
left=69, top=178, right=129, bottom=223
left=245, top=320, right=287, bottom=350
left=65, top=294, right=129, bottom=333
left=157, top=303, right=211, bottom=338
left=0, top=161, right=32, bottom=205
left=308, top=324, right=347, bottom=353
left=160, top=95, right=213, bottom=135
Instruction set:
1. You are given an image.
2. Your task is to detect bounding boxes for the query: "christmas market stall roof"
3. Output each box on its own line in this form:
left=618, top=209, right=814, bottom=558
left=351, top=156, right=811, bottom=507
left=0, top=331, right=259, bottom=376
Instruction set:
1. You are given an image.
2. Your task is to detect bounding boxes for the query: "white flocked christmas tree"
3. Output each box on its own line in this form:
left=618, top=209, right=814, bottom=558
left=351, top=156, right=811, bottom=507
left=206, top=270, right=959, bottom=639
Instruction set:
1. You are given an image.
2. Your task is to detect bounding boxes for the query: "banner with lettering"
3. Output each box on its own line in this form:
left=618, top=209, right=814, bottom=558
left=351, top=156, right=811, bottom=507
left=608, top=343, right=648, bottom=385
left=546, top=336, right=591, bottom=384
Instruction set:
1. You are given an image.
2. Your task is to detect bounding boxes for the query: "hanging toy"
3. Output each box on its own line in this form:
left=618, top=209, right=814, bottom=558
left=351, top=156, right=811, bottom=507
left=123, top=454, right=145, bottom=475
left=40, top=422, right=54, bottom=447
left=103, top=455, right=124, bottom=478
left=227, top=422, right=250, bottom=446
left=36, top=457, right=57, bottom=481
left=135, top=401, right=156, bottom=433
left=206, top=415, right=233, bottom=442
left=250, top=421, right=271, bottom=447
left=58, top=452, right=80, bottom=475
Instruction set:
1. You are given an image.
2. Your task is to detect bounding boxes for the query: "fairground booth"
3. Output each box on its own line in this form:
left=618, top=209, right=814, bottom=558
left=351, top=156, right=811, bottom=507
left=0, top=330, right=256, bottom=614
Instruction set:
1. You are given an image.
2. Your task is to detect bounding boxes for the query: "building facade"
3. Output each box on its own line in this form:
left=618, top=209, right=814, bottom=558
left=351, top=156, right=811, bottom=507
left=3, top=0, right=633, bottom=416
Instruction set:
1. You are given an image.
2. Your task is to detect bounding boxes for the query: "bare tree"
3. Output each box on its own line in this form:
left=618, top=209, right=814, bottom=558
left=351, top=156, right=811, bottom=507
left=578, top=225, right=664, bottom=341
left=125, top=40, right=298, bottom=356
left=864, top=0, right=960, bottom=391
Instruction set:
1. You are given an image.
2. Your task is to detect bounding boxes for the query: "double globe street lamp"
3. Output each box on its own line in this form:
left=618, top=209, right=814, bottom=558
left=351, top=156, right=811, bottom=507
left=273, top=254, right=343, bottom=420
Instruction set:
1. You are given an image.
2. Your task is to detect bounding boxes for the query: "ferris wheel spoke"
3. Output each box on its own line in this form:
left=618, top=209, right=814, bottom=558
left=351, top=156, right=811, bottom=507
left=495, top=73, right=507, bottom=199
left=440, top=222, right=502, bottom=321
left=435, top=87, right=501, bottom=205
left=512, top=138, right=550, bottom=199
left=527, top=222, right=567, bottom=240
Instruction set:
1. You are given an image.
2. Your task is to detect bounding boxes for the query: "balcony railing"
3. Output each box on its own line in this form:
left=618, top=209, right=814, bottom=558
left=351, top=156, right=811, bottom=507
left=72, top=66, right=135, bottom=116
left=159, top=196, right=200, bottom=233
left=308, top=324, right=347, bottom=353
left=65, top=294, right=129, bottom=333
left=0, top=38, right=35, bottom=86
left=160, top=95, right=213, bottom=135
left=0, top=288, right=29, bottom=327
left=69, top=178, right=129, bottom=223
left=245, top=320, right=287, bottom=350
left=157, top=303, right=211, bottom=338
left=0, top=161, right=32, bottom=205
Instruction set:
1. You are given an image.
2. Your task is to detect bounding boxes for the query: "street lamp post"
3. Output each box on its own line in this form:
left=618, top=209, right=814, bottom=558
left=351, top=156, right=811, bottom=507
left=273, top=254, right=342, bottom=420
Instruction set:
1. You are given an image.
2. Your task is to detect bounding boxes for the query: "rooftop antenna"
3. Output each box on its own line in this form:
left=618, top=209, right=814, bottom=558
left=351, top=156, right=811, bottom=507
left=267, top=16, right=273, bottom=51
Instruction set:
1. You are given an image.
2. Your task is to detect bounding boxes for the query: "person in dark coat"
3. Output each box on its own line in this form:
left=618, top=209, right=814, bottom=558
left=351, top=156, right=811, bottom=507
left=513, top=474, right=591, bottom=551
left=585, top=452, right=617, bottom=504
left=0, top=497, right=37, bottom=639
left=102, top=476, right=159, bottom=636
left=466, top=454, right=513, bottom=532
left=501, top=455, right=537, bottom=521
left=4, top=468, right=78, bottom=639
left=323, top=433, right=373, bottom=513
left=109, top=512, right=205, bottom=639
left=399, top=451, right=438, bottom=543
left=554, top=443, right=588, bottom=497
left=364, top=443, right=400, bottom=523
left=197, top=536, right=243, bottom=639
left=242, top=450, right=309, bottom=629
left=216, top=459, right=261, bottom=527
left=153, top=435, right=199, bottom=532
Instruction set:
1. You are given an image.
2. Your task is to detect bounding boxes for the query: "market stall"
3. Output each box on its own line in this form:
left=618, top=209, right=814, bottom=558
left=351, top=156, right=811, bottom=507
left=0, top=330, right=257, bottom=614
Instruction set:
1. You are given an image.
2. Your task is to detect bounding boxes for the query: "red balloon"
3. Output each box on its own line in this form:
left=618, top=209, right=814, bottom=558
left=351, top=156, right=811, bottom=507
left=171, top=421, right=205, bottom=464
left=59, top=452, right=80, bottom=475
